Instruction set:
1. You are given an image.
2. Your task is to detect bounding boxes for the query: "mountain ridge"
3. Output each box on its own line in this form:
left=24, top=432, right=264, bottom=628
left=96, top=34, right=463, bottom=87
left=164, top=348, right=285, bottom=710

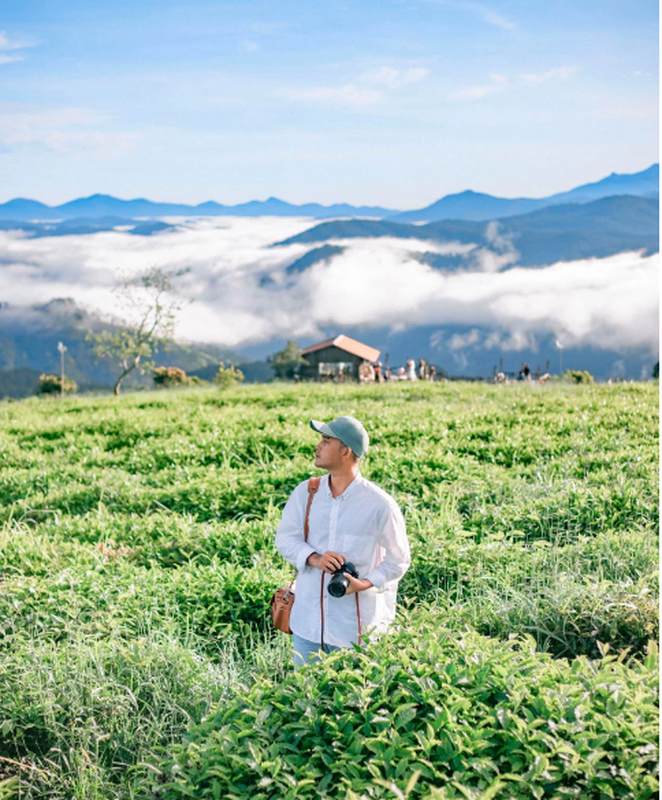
left=276, top=195, right=659, bottom=269
left=0, top=165, right=656, bottom=222
left=390, top=165, right=659, bottom=222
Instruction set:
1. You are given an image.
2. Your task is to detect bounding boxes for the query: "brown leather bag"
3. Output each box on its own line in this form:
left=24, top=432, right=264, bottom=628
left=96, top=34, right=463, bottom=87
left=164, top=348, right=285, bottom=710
left=271, top=477, right=320, bottom=634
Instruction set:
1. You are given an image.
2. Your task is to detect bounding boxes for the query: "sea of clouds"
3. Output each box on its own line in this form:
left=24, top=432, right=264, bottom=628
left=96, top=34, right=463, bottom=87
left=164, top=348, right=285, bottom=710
left=0, top=216, right=657, bottom=354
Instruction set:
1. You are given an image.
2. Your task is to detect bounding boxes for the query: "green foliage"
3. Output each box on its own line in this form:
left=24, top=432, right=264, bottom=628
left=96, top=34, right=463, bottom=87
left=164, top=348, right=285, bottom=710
left=563, top=370, right=595, bottom=384
left=213, top=362, right=245, bottom=388
left=267, top=339, right=306, bottom=379
left=159, top=626, right=659, bottom=800
left=36, top=373, right=77, bottom=395
left=0, top=381, right=657, bottom=798
left=652, top=362, right=659, bottom=380
left=153, top=366, right=206, bottom=388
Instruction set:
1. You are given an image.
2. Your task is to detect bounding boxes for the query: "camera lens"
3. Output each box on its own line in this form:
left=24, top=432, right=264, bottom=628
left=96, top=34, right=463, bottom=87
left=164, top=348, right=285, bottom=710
left=327, top=562, right=358, bottom=598
left=328, top=573, right=350, bottom=597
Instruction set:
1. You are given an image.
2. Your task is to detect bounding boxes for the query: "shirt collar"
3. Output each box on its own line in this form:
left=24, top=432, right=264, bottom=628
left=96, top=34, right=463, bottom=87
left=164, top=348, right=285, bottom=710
left=323, top=470, right=363, bottom=501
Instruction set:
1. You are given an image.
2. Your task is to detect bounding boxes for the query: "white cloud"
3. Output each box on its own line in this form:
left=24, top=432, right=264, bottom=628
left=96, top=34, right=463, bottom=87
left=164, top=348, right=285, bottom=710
left=0, top=219, right=656, bottom=355
left=0, top=53, right=25, bottom=65
left=450, top=73, right=507, bottom=101
left=285, top=64, right=429, bottom=107
left=427, top=2, right=517, bottom=30
left=451, top=66, right=578, bottom=102
left=0, top=31, right=36, bottom=51
left=0, top=30, right=36, bottom=65
left=0, top=104, right=139, bottom=155
left=519, top=66, right=579, bottom=85
left=479, top=9, right=517, bottom=29
left=360, top=66, right=430, bottom=88
left=242, top=40, right=260, bottom=53
left=449, top=328, right=481, bottom=349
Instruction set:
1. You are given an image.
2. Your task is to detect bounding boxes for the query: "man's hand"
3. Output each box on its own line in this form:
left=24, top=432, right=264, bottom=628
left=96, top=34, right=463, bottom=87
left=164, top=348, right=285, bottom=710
left=307, top=550, right=346, bottom=573
left=344, top=573, right=373, bottom=594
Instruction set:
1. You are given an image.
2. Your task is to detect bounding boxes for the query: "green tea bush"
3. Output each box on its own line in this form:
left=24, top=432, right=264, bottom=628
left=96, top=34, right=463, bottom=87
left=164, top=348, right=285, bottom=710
left=157, top=615, right=659, bottom=800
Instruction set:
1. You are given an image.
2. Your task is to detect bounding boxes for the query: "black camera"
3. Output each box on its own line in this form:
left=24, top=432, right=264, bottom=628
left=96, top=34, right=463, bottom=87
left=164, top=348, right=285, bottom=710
left=328, top=561, right=359, bottom=598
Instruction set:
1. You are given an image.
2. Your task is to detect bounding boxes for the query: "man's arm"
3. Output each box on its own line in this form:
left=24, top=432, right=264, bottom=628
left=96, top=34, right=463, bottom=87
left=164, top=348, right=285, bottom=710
left=275, top=484, right=317, bottom=572
left=362, top=502, right=411, bottom=591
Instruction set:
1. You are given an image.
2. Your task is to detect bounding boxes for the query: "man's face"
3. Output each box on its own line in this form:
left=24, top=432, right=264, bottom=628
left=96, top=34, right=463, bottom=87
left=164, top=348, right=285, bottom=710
left=314, top=435, right=349, bottom=470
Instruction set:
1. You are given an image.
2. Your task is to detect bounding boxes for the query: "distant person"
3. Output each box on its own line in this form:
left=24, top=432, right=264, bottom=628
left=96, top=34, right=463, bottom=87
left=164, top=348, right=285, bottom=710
left=406, top=358, right=417, bottom=381
left=358, top=360, right=372, bottom=383
left=429, top=365, right=437, bottom=381
left=374, top=361, right=383, bottom=382
left=418, top=358, right=427, bottom=380
left=275, top=416, right=411, bottom=668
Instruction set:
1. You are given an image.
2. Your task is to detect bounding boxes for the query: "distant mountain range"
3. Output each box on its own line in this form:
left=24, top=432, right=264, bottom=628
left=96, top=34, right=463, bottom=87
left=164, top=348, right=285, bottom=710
left=278, top=195, right=659, bottom=269
left=390, top=164, right=659, bottom=223
left=0, top=165, right=657, bottom=392
left=0, top=164, right=657, bottom=223
left=0, top=196, right=395, bottom=222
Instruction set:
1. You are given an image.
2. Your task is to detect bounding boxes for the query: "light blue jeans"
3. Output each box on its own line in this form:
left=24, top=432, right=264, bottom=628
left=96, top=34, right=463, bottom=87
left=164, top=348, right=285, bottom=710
left=292, top=633, right=343, bottom=669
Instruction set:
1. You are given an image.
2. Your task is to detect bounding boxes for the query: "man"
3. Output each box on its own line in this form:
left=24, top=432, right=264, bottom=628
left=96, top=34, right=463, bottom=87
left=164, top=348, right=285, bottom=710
left=275, top=415, right=411, bottom=668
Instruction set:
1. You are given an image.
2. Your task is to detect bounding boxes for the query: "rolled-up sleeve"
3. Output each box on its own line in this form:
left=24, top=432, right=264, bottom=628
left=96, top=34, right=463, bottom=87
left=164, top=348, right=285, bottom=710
left=363, top=502, right=411, bottom=590
left=275, top=483, right=316, bottom=573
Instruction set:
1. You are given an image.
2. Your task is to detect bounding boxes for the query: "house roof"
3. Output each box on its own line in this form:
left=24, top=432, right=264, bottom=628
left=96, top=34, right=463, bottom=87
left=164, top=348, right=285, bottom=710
left=300, top=335, right=380, bottom=362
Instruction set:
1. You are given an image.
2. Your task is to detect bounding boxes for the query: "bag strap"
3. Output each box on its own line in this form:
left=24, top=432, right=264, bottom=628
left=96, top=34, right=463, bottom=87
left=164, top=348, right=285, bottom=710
left=304, top=476, right=320, bottom=542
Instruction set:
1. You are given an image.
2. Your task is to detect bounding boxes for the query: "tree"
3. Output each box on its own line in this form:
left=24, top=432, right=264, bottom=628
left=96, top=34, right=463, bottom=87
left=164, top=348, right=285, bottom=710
left=267, top=340, right=306, bottom=380
left=87, top=267, right=188, bottom=396
left=653, top=362, right=659, bottom=380
left=213, top=362, right=245, bottom=388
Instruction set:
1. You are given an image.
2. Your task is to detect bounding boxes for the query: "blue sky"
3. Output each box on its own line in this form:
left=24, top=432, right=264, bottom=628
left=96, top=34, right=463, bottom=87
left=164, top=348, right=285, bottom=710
left=1, top=0, right=658, bottom=206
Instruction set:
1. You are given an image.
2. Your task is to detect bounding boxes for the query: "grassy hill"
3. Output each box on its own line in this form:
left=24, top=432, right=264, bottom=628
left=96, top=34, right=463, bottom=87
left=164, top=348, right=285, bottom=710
left=0, top=382, right=657, bottom=799
left=0, top=298, right=249, bottom=397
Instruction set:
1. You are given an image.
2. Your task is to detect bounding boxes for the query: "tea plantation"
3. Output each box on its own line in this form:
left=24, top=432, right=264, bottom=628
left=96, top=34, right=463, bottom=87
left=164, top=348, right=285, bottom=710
left=0, top=381, right=657, bottom=799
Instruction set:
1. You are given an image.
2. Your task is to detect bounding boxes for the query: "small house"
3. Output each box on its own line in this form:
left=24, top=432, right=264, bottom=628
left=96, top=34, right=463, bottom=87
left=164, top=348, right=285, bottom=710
left=299, top=335, right=381, bottom=382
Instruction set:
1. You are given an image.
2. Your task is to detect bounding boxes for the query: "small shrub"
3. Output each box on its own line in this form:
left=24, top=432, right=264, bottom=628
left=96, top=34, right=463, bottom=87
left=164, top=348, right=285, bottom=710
left=153, top=366, right=191, bottom=387
left=36, top=373, right=77, bottom=395
left=563, top=369, right=595, bottom=384
left=213, top=362, right=245, bottom=388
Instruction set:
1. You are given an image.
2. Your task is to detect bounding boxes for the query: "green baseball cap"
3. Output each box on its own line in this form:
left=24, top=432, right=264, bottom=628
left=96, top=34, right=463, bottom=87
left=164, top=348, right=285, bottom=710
left=310, top=415, right=369, bottom=458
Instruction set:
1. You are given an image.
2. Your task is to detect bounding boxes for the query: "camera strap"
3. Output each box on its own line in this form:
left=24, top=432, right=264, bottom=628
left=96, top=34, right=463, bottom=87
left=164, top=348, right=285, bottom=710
left=320, top=575, right=361, bottom=650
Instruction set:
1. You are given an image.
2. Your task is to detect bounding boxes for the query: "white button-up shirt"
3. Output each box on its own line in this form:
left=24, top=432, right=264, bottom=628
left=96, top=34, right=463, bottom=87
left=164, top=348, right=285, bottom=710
left=275, top=472, right=411, bottom=648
